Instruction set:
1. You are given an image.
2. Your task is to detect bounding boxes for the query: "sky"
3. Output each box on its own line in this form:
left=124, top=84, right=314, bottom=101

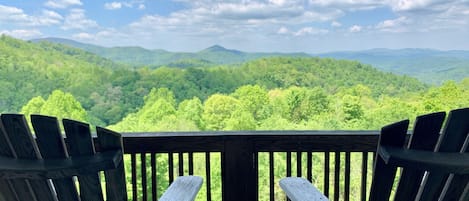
left=1, top=0, right=469, bottom=53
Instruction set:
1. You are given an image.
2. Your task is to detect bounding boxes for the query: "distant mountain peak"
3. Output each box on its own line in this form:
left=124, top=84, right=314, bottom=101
left=201, top=45, right=243, bottom=55
left=207, top=45, right=225, bottom=50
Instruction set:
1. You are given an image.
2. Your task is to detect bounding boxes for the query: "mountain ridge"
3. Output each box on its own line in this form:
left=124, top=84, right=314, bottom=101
left=31, top=37, right=310, bottom=67
left=315, top=49, right=469, bottom=84
left=31, top=37, right=469, bottom=84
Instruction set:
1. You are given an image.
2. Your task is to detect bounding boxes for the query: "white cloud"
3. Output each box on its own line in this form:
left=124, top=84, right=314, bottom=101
left=0, top=29, right=42, bottom=39
left=389, top=0, right=443, bottom=11
left=277, top=26, right=289, bottom=34
left=294, top=27, right=328, bottom=36
left=62, top=9, right=98, bottom=30
left=129, top=0, right=342, bottom=37
left=331, top=21, right=342, bottom=27
left=105, top=2, right=123, bottom=10
left=0, top=5, right=62, bottom=26
left=72, top=32, right=94, bottom=40
left=103, top=1, right=146, bottom=10
left=309, top=0, right=388, bottom=10
left=37, top=10, right=63, bottom=25
left=45, top=0, right=82, bottom=9
left=376, top=16, right=410, bottom=32
left=0, top=5, right=29, bottom=22
left=349, top=25, right=362, bottom=32
left=269, top=0, right=287, bottom=6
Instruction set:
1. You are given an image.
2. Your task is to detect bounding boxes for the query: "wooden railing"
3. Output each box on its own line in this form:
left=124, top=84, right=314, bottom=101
left=121, top=131, right=380, bottom=201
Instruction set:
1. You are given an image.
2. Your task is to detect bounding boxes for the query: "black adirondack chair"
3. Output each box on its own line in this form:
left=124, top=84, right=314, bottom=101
left=0, top=114, right=202, bottom=201
left=280, top=108, right=469, bottom=201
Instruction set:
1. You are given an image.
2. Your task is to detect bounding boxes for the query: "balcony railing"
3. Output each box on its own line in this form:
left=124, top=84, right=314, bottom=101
left=119, top=131, right=381, bottom=201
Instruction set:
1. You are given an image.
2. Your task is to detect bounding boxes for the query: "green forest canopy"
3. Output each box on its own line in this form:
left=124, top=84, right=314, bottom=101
left=1, top=35, right=467, bottom=131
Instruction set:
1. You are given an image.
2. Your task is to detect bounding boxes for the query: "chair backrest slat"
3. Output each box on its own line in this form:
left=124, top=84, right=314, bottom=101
left=0, top=114, right=55, bottom=201
left=417, top=108, right=469, bottom=201
left=31, top=115, right=80, bottom=201
left=63, top=119, right=104, bottom=201
left=441, top=135, right=469, bottom=201
left=0, top=118, right=22, bottom=201
left=97, top=127, right=128, bottom=201
left=368, top=119, right=409, bottom=201
left=393, top=112, right=446, bottom=201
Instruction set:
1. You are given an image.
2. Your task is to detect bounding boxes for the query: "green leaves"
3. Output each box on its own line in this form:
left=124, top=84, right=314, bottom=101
left=21, top=90, right=88, bottom=122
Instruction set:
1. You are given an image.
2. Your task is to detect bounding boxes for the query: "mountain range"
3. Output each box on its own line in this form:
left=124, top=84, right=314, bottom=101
left=32, top=37, right=469, bottom=84
left=316, top=49, right=469, bottom=84
left=31, top=38, right=309, bottom=68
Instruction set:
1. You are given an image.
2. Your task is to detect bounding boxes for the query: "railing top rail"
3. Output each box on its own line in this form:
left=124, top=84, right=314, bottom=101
left=119, top=130, right=383, bottom=153
left=121, top=130, right=381, bottom=138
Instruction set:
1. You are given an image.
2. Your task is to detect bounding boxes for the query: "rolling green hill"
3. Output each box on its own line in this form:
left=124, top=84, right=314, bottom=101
left=32, top=38, right=469, bottom=84
left=32, top=38, right=310, bottom=67
left=317, top=48, right=469, bottom=84
left=2, top=35, right=430, bottom=127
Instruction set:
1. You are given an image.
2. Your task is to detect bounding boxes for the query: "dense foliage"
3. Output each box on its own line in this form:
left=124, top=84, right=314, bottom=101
left=3, top=35, right=469, bottom=201
left=2, top=35, right=431, bottom=128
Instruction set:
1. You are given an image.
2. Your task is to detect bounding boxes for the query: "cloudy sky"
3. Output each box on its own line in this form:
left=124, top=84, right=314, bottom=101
left=1, top=0, right=469, bottom=53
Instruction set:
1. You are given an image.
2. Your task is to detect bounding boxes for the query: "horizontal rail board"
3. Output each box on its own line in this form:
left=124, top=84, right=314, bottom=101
left=121, top=131, right=380, bottom=153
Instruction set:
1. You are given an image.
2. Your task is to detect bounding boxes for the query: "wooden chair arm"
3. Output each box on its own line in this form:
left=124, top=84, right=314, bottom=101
left=279, top=177, right=330, bottom=201
left=379, top=146, right=469, bottom=174
left=0, top=150, right=122, bottom=179
left=159, top=176, right=204, bottom=201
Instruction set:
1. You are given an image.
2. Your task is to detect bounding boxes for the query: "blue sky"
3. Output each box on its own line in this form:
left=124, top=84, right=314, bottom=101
left=1, top=0, right=469, bottom=53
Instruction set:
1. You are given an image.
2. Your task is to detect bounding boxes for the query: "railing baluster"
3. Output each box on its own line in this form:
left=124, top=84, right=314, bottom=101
left=286, top=152, right=292, bottom=177
left=361, top=152, right=368, bottom=201
left=151, top=153, right=157, bottom=201
left=297, top=151, right=302, bottom=177
left=131, top=153, right=137, bottom=201
left=345, top=152, right=351, bottom=201
left=334, top=152, right=341, bottom=201
left=324, top=151, right=330, bottom=197
left=189, top=152, right=194, bottom=175
left=141, top=153, right=147, bottom=201
left=168, top=152, right=174, bottom=183
left=269, top=151, right=274, bottom=201
left=205, top=152, right=211, bottom=201
left=178, top=152, right=184, bottom=176
left=307, top=152, right=312, bottom=182
left=254, top=152, right=259, bottom=201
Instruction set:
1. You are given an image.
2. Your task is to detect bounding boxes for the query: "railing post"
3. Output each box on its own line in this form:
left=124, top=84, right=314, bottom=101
left=222, top=135, right=257, bottom=201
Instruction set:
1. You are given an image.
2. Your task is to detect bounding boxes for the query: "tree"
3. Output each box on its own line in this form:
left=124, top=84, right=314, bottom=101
left=177, top=97, right=204, bottom=130
left=20, top=96, right=46, bottom=122
left=422, top=81, right=467, bottom=112
left=342, top=95, right=364, bottom=122
left=203, top=94, right=240, bottom=130
left=284, top=87, right=330, bottom=123
left=225, top=108, right=256, bottom=130
left=231, top=85, right=271, bottom=122
left=40, top=90, right=88, bottom=122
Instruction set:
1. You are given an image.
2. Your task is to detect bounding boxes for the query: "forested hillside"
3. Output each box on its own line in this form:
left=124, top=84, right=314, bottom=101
left=32, top=38, right=310, bottom=67
left=2, top=35, right=468, bottom=131
left=317, top=48, right=469, bottom=84
left=32, top=38, right=469, bottom=84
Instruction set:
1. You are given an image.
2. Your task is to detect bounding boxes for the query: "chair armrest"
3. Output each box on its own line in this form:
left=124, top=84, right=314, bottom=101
left=279, top=177, right=329, bottom=201
left=0, top=150, right=122, bottom=179
left=379, top=146, right=469, bottom=174
left=159, top=176, right=203, bottom=201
